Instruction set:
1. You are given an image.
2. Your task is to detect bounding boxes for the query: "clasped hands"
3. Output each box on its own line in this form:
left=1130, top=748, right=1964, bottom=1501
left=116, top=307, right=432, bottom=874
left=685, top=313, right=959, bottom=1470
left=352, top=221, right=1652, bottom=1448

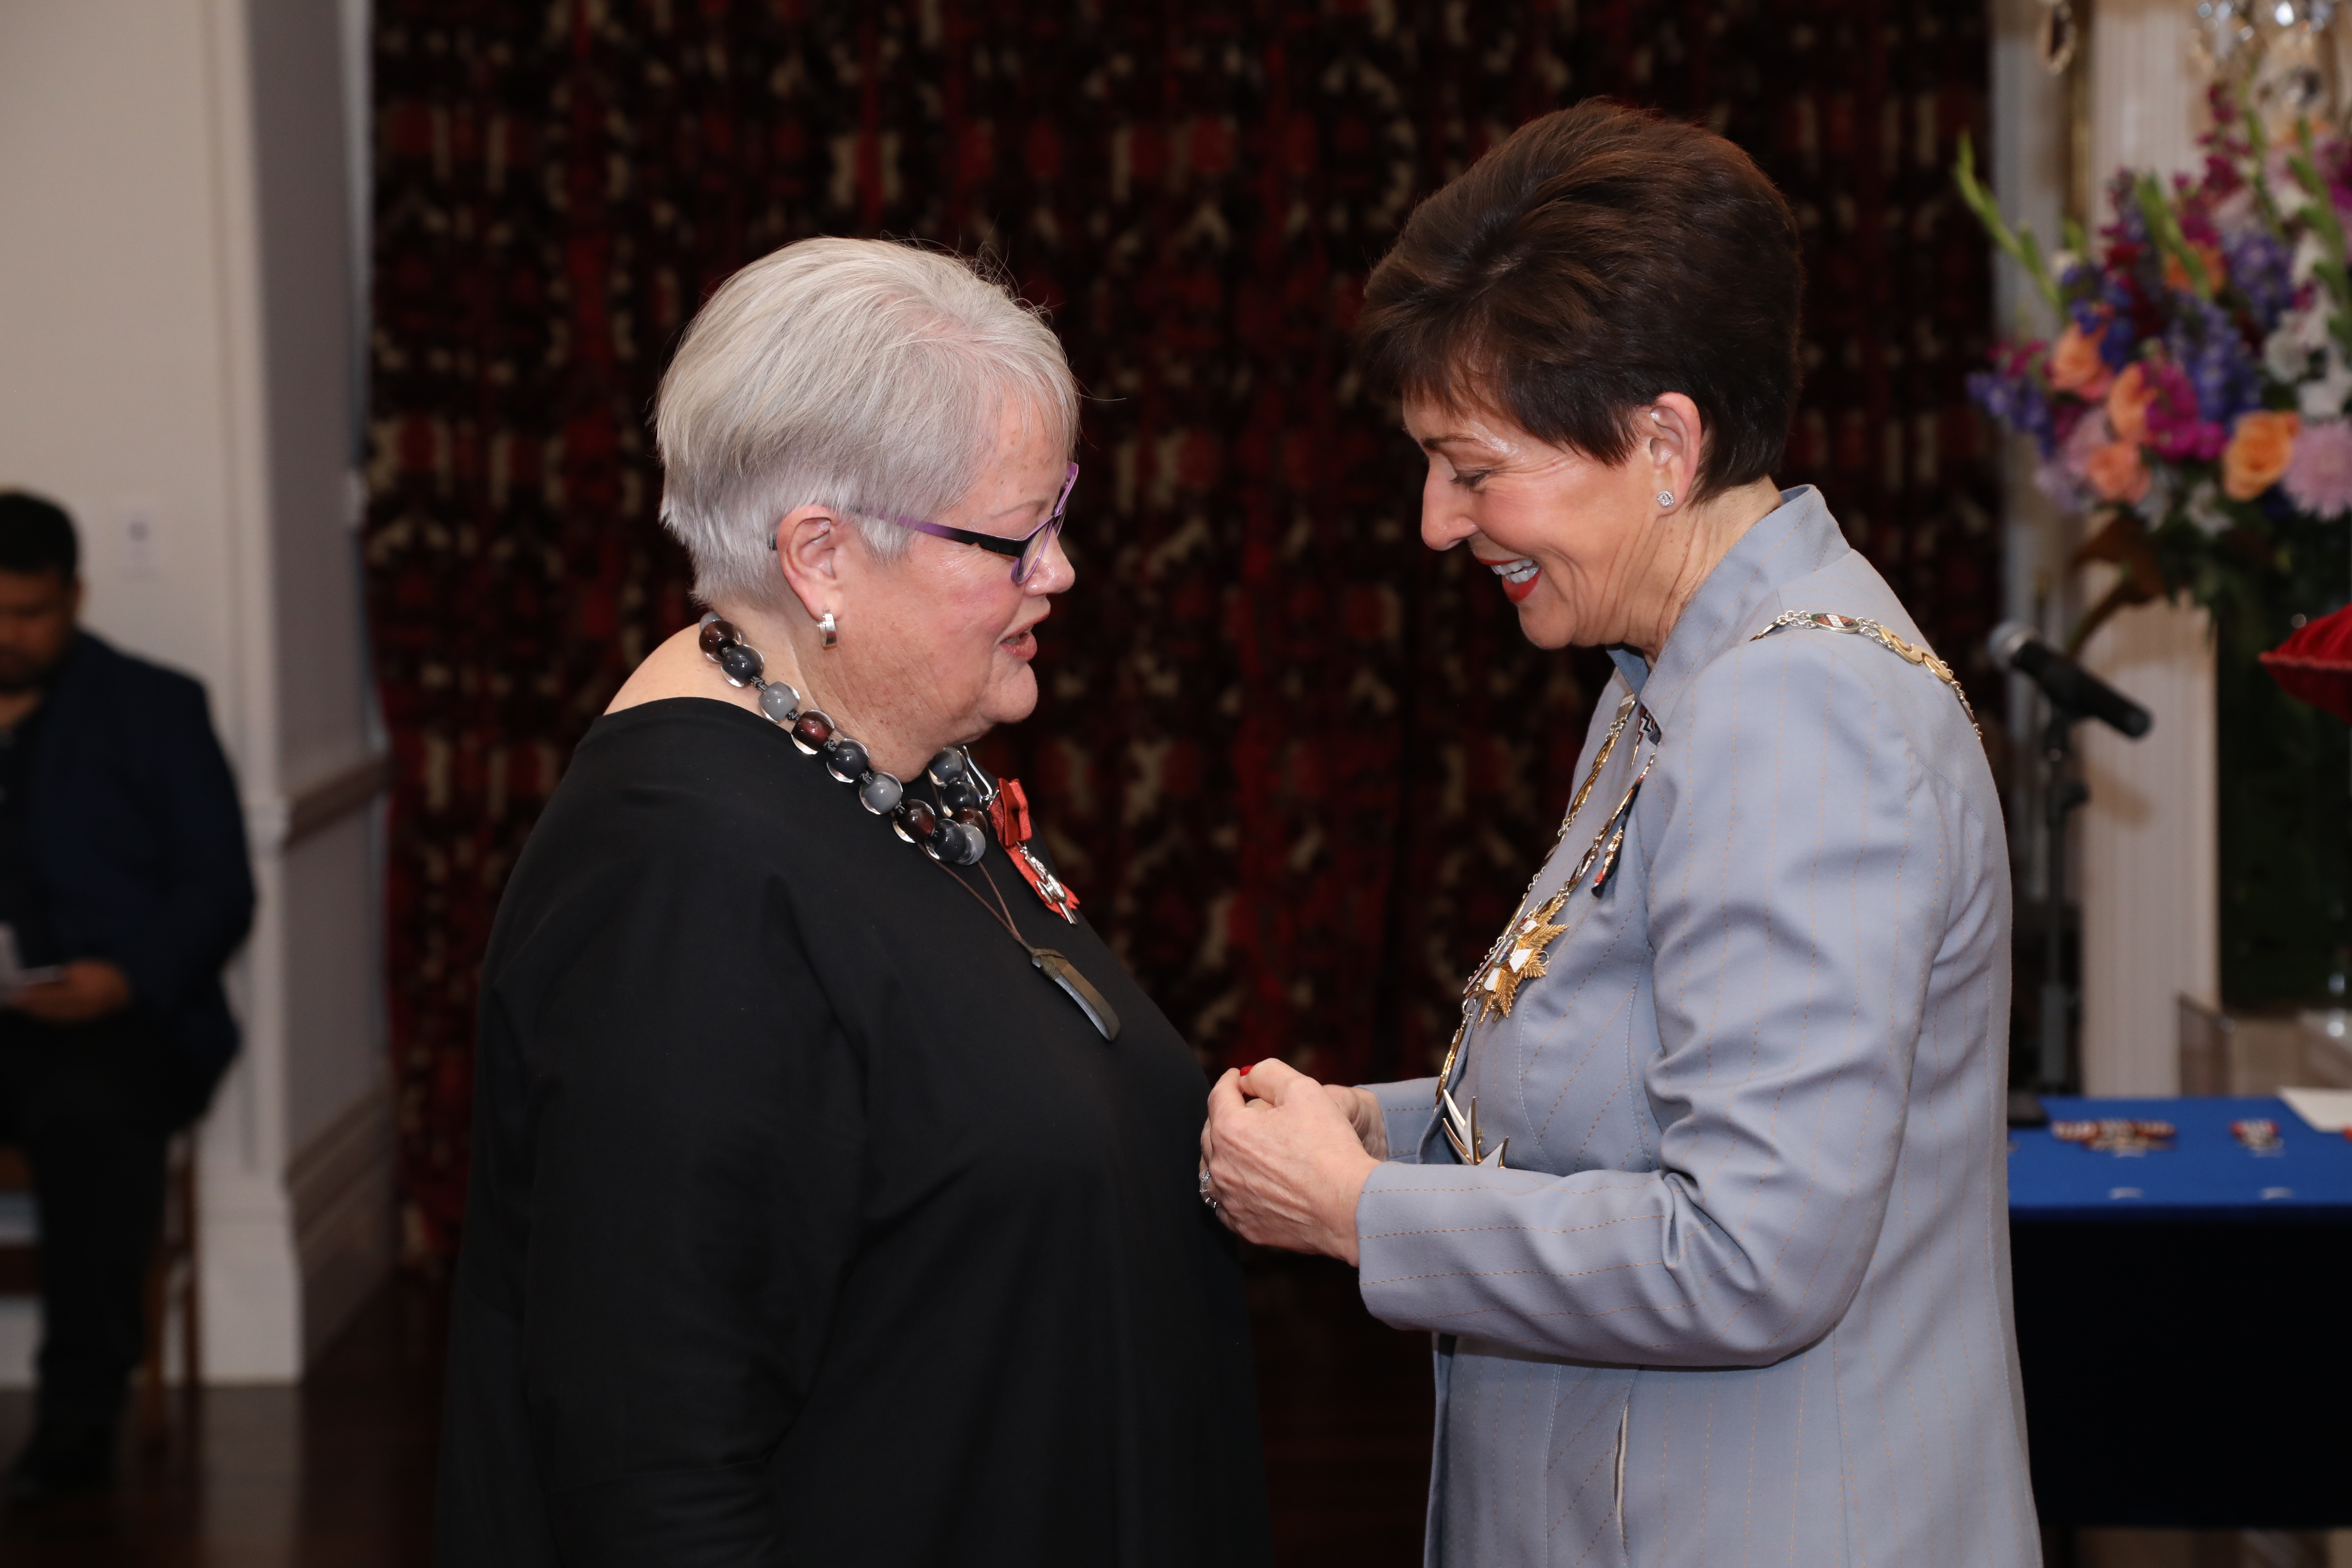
left=5, top=959, right=133, bottom=1025
left=1199, top=1059, right=1386, bottom=1267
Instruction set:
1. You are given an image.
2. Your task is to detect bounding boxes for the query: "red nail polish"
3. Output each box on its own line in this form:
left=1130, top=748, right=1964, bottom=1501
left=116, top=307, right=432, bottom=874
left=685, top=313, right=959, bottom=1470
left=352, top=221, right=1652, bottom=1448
left=1239, top=1064, right=1252, bottom=1075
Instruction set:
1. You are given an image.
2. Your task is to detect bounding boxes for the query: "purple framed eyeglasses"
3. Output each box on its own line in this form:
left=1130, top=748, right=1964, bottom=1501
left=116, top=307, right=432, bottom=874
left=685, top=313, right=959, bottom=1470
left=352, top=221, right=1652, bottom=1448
left=881, top=462, right=1079, bottom=585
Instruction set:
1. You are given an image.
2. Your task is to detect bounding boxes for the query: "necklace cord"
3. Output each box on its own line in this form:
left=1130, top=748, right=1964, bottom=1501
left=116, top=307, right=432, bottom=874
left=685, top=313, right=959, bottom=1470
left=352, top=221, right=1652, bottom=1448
left=937, top=854, right=1027, bottom=950
left=930, top=797, right=1123, bottom=1041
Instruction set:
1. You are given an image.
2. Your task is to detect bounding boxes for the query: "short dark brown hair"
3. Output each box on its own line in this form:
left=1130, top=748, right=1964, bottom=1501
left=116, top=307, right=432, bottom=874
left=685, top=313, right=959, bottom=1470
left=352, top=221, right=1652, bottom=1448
left=1358, top=100, right=1802, bottom=502
left=0, top=491, right=77, bottom=579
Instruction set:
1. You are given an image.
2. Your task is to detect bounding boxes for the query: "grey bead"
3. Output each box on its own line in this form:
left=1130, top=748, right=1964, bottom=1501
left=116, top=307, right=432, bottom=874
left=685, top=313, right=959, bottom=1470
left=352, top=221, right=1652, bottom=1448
left=926, top=748, right=966, bottom=786
left=859, top=772, right=903, bottom=815
left=698, top=610, right=721, bottom=626
left=822, top=736, right=870, bottom=784
left=758, top=681, right=800, bottom=724
left=947, top=820, right=988, bottom=865
left=717, top=641, right=763, bottom=685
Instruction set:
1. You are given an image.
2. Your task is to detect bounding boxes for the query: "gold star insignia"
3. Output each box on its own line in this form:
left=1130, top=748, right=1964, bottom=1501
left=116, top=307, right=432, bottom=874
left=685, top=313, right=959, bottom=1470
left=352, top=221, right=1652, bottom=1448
left=1479, top=888, right=1573, bottom=1018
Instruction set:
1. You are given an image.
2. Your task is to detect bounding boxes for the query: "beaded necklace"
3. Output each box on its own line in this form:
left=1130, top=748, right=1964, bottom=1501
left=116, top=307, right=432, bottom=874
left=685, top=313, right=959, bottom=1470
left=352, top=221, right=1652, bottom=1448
left=695, top=612, right=1119, bottom=1040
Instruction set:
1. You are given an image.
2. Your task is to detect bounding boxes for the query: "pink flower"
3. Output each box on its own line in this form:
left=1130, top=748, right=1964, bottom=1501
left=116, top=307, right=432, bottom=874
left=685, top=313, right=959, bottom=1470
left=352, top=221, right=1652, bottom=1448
left=2108, top=364, right=2156, bottom=445
left=2061, top=406, right=2117, bottom=481
left=2084, top=441, right=2152, bottom=504
left=2282, top=417, right=2352, bottom=520
left=2142, top=361, right=2227, bottom=462
left=2047, top=323, right=2114, bottom=399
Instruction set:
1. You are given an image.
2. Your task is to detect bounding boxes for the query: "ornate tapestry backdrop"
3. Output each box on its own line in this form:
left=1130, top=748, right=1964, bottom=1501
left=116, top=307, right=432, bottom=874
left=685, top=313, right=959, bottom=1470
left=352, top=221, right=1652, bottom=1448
left=370, top=0, right=1996, bottom=1258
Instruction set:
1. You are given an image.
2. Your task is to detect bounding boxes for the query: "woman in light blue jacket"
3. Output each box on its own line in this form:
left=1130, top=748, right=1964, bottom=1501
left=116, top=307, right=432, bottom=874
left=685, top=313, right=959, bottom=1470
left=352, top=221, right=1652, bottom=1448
left=1200, top=102, right=2038, bottom=1568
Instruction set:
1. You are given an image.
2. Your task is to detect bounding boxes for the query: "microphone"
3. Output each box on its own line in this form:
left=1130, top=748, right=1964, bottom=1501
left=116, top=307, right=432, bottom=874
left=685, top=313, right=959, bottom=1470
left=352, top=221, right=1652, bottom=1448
left=1987, top=622, right=2154, bottom=737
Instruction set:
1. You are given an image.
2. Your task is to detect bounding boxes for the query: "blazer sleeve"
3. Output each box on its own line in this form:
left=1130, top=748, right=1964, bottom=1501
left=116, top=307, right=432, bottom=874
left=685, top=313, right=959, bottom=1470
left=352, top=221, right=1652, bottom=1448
left=1354, top=633, right=1959, bottom=1366
left=1365, top=1077, right=1437, bottom=1165
left=448, top=858, right=866, bottom=1567
left=111, top=679, right=256, bottom=1019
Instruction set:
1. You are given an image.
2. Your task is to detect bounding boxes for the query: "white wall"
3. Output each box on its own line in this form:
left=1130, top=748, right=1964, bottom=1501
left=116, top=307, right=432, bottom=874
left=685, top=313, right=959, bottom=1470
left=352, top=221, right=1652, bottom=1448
left=2076, top=0, right=2222, bottom=1094
left=0, top=0, right=388, bottom=1383
left=1990, top=0, right=2073, bottom=899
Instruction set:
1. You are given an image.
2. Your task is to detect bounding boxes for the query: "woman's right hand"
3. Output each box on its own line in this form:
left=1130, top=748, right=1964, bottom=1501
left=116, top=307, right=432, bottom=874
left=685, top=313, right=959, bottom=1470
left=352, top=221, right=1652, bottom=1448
left=1324, top=1084, right=1389, bottom=1160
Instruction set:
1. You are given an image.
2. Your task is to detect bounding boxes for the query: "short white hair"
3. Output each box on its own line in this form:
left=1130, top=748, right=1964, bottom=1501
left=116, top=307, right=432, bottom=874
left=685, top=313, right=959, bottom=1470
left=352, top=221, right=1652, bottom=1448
left=654, top=237, right=1081, bottom=605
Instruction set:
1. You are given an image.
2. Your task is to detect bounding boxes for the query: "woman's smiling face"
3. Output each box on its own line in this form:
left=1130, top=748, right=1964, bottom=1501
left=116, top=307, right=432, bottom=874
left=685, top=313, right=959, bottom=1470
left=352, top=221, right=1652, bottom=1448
left=1403, top=396, right=1680, bottom=652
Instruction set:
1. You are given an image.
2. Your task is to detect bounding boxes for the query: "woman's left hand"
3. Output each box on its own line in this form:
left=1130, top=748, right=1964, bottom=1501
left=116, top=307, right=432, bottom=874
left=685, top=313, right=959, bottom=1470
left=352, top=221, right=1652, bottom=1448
left=1201, top=1060, right=1382, bottom=1266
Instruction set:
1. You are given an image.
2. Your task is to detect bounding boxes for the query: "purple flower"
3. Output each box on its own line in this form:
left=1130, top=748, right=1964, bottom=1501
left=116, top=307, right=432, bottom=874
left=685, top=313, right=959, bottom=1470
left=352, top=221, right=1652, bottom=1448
left=2164, top=296, right=2263, bottom=426
left=2143, top=360, right=2229, bottom=462
left=2222, top=228, right=2295, bottom=327
left=2102, top=170, right=2152, bottom=249
left=1968, top=366, right=2057, bottom=456
left=2283, top=417, right=2352, bottom=519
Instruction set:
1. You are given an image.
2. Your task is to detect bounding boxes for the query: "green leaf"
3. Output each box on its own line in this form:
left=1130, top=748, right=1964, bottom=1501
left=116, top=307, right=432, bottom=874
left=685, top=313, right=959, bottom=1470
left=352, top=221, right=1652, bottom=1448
left=2287, top=123, right=2352, bottom=352
left=2137, top=174, right=2212, bottom=299
left=2240, top=84, right=2290, bottom=240
left=1953, top=132, right=2061, bottom=312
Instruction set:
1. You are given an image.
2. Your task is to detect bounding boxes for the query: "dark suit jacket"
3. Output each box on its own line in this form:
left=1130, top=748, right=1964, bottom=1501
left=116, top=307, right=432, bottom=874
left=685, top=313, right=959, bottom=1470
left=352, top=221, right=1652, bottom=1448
left=23, top=631, right=255, bottom=1094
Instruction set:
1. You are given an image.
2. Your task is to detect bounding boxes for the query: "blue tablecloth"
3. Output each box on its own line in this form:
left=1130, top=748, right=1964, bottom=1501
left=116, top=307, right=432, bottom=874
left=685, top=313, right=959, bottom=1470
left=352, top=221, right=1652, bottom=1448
left=2009, top=1094, right=2352, bottom=1221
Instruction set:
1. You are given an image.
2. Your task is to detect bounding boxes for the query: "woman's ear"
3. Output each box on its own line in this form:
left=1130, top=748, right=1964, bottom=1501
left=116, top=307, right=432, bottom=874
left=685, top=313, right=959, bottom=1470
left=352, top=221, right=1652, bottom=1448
left=1643, top=394, right=1705, bottom=507
left=771, top=504, right=845, bottom=623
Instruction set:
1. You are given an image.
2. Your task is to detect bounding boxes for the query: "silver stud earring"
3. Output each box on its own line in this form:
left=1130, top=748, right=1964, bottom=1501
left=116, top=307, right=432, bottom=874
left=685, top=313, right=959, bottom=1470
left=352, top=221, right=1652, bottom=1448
left=1657, top=491, right=1675, bottom=507
left=819, top=611, right=839, bottom=650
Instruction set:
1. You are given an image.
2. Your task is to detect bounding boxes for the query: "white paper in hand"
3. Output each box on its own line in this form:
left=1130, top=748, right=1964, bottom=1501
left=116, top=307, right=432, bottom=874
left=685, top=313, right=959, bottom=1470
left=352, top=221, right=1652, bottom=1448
left=2279, top=1086, right=2352, bottom=1134
left=0, top=925, right=63, bottom=992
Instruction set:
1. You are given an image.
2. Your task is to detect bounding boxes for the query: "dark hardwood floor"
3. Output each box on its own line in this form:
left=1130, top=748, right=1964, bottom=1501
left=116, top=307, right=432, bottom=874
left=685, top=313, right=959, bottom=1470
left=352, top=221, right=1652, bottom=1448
left=0, top=1263, right=2325, bottom=1566
left=0, top=1250, right=1434, bottom=1567
left=0, top=1273, right=447, bottom=1568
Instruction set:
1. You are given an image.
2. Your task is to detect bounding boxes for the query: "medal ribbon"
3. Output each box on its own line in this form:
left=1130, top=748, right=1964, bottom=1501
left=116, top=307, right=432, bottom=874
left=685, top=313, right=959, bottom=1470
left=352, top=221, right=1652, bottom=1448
left=987, top=777, right=1081, bottom=923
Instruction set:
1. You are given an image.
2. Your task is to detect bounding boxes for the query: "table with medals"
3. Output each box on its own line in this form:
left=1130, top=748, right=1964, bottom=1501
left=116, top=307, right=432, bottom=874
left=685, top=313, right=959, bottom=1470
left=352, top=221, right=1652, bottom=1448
left=2007, top=1095, right=2352, bottom=1528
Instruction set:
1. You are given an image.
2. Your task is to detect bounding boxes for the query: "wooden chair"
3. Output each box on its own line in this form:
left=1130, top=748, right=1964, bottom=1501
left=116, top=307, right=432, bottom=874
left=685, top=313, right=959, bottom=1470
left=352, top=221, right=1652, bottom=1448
left=0, top=1135, right=200, bottom=1446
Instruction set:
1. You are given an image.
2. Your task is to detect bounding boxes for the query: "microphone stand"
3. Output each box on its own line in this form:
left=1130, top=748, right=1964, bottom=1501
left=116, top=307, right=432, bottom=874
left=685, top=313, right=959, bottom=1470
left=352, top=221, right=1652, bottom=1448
left=2036, top=705, right=2090, bottom=1099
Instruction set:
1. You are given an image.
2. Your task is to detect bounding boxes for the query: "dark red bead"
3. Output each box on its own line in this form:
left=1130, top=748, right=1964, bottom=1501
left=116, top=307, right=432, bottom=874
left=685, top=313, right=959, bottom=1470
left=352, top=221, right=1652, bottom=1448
left=901, top=800, right=938, bottom=840
left=791, top=711, right=833, bottom=748
left=699, top=619, right=738, bottom=656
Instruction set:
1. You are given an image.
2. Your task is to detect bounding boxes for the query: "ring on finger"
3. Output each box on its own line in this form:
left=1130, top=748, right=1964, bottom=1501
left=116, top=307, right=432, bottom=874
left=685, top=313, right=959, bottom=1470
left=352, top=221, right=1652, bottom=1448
left=1197, top=1166, right=1220, bottom=1210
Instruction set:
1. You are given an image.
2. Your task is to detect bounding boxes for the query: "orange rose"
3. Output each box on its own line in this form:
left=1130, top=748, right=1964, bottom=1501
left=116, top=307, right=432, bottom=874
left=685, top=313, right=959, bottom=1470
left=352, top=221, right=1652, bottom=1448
left=2046, top=324, right=2114, bottom=398
left=2107, top=363, right=2157, bottom=445
left=2223, top=409, right=2301, bottom=500
left=2083, top=440, right=2152, bottom=504
left=2164, top=242, right=2229, bottom=296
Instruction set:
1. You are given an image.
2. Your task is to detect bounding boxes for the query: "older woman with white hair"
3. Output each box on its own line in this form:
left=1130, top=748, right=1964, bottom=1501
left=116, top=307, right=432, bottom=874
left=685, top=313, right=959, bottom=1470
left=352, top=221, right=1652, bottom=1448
left=434, top=239, right=1273, bottom=1568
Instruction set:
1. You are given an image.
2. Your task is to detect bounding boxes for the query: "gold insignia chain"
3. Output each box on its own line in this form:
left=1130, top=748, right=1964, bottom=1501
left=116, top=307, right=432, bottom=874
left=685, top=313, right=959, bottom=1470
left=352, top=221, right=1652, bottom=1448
left=1432, top=689, right=1656, bottom=1164
left=1750, top=611, right=1979, bottom=733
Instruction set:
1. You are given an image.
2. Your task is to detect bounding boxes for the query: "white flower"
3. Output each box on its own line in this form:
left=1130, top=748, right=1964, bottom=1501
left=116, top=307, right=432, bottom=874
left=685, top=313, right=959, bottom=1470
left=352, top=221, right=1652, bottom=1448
left=2212, top=187, right=2259, bottom=237
left=2292, top=230, right=2330, bottom=287
left=2301, top=341, right=2352, bottom=417
left=2185, top=479, right=2233, bottom=535
left=2133, top=465, right=2177, bottom=524
left=2267, top=303, right=2334, bottom=380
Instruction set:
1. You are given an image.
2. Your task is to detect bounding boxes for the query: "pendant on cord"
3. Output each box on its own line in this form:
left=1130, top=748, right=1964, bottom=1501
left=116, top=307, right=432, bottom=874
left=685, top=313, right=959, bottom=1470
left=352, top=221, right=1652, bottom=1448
left=1028, top=946, right=1119, bottom=1039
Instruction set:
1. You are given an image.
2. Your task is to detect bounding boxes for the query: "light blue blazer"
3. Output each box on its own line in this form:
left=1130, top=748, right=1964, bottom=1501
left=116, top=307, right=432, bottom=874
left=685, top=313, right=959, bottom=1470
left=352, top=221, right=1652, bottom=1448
left=1360, top=487, right=2039, bottom=1567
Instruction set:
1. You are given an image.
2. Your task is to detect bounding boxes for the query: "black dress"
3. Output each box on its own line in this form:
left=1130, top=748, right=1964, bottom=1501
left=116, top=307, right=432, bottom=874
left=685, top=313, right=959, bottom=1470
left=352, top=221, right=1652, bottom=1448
left=434, top=699, right=1271, bottom=1567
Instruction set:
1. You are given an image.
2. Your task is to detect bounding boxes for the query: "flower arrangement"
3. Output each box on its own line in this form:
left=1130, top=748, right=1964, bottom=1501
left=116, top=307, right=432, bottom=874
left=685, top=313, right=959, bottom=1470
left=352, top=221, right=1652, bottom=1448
left=1958, top=90, right=2352, bottom=649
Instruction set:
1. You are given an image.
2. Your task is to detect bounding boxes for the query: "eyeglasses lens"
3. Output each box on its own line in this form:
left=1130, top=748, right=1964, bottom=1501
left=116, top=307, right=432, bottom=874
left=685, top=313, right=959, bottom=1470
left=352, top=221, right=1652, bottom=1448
left=1015, top=516, right=1060, bottom=584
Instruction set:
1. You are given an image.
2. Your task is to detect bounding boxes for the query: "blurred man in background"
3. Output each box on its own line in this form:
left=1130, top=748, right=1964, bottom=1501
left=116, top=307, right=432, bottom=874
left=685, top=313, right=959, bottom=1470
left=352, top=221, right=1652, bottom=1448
left=0, top=491, right=252, bottom=1503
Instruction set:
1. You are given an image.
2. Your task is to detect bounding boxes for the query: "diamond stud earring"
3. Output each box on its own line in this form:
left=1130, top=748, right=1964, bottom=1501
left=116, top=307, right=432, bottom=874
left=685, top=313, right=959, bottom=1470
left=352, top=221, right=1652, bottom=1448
left=1656, top=491, right=1675, bottom=507
left=819, top=611, right=839, bottom=650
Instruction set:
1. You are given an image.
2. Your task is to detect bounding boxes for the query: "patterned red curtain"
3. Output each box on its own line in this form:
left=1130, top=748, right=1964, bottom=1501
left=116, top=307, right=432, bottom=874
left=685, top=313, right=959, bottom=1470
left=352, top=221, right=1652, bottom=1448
left=370, top=0, right=1995, bottom=1259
